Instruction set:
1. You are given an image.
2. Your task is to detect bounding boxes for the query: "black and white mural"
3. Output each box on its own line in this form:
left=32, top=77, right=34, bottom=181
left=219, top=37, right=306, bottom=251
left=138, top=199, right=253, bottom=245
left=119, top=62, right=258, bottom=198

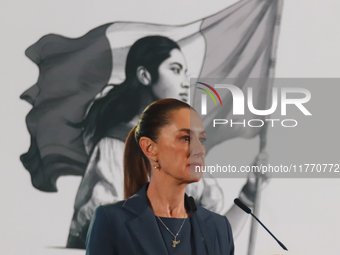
left=1, top=0, right=339, bottom=255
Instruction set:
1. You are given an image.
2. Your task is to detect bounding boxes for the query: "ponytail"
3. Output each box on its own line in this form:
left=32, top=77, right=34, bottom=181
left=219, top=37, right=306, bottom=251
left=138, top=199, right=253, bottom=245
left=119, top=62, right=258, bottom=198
left=124, top=126, right=150, bottom=199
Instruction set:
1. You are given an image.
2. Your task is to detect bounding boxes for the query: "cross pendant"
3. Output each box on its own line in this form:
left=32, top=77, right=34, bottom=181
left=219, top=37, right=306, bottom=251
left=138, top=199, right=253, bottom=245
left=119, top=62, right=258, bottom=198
left=172, top=237, right=180, bottom=248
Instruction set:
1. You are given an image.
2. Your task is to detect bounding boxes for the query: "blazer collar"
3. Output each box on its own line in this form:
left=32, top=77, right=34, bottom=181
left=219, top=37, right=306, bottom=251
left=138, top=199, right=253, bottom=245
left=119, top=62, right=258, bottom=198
left=122, top=182, right=150, bottom=216
left=123, top=182, right=216, bottom=255
left=122, top=182, right=210, bottom=221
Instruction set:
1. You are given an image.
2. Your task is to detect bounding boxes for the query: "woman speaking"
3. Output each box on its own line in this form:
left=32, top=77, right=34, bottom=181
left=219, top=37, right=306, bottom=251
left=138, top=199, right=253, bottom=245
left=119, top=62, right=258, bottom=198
left=85, top=98, right=234, bottom=255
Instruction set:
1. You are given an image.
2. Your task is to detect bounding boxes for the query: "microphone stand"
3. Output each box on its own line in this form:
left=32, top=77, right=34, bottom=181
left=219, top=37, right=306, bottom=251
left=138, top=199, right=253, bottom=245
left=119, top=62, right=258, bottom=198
left=235, top=198, right=287, bottom=251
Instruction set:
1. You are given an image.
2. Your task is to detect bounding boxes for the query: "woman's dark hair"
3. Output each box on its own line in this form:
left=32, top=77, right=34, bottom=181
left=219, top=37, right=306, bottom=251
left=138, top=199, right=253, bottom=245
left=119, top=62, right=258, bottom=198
left=83, top=36, right=180, bottom=151
left=124, top=98, right=192, bottom=198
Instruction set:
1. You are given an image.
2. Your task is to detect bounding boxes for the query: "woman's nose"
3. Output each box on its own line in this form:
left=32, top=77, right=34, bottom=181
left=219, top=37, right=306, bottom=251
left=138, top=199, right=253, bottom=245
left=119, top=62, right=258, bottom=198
left=183, top=73, right=190, bottom=86
left=180, top=74, right=190, bottom=93
left=190, top=137, right=205, bottom=158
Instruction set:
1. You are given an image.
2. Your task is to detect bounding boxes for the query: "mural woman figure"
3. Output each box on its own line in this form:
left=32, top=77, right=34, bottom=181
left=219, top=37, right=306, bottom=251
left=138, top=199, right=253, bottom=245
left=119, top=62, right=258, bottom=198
left=67, top=35, right=262, bottom=248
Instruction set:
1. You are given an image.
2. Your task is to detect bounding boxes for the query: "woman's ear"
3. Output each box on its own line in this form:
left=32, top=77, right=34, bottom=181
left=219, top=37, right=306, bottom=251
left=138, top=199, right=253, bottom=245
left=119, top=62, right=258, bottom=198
left=136, top=66, right=152, bottom=86
left=139, top=137, right=158, bottom=160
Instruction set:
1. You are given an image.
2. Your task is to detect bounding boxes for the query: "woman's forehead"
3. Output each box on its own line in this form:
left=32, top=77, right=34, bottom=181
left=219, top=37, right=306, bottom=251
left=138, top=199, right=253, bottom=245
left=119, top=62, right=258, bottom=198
left=168, top=108, right=204, bottom=132
left=163, top=49, right=186, bottom=66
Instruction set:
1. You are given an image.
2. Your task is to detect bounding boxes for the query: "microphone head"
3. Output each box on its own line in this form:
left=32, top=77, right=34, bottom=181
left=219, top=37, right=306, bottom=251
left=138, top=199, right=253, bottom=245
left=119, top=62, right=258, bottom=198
left=188, top=196, right=198, bottom=212
left=234, top=198, right=251, bottom=214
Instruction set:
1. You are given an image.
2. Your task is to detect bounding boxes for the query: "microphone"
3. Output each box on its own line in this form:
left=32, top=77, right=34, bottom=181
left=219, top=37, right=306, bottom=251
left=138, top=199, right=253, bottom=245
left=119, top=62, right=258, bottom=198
left=187, top=196, right=209, bottom=255
left=234, top=198, right=288, bottom=251
left=234, top=198, right=251, bottom=214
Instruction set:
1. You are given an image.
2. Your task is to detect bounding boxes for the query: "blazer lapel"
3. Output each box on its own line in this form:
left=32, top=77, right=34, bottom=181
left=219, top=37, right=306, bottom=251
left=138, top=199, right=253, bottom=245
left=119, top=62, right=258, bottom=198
left=123, top=183, right=169, bottom=255
left=126, top=207, right=169, bottom=255
left=191, top=207, right=216, bottom=255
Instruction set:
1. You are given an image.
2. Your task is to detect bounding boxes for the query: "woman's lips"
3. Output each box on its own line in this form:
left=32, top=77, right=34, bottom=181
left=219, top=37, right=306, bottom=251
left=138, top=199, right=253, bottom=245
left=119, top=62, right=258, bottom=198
left=188, top=162, right=202, bottom=167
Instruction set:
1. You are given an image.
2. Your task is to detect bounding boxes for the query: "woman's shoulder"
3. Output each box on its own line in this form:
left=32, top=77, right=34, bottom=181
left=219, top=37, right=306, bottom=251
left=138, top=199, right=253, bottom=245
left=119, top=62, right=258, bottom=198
left=91, top=201, right=119, bottom=220
left=97, top=199, right=130, bottom=217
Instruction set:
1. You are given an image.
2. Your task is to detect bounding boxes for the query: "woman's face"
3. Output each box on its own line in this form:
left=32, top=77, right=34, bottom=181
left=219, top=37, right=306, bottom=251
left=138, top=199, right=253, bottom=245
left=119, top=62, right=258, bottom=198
left=152, top=49, right=190, bottom=103
left=155, top=108, right=206, bottom=183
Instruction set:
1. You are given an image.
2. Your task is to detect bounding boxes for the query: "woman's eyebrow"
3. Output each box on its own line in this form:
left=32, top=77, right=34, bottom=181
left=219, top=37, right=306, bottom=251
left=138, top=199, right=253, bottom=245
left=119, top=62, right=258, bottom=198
left=178, top=128, right=206, bottom=135
left=178, top=128, right=191, bottom=133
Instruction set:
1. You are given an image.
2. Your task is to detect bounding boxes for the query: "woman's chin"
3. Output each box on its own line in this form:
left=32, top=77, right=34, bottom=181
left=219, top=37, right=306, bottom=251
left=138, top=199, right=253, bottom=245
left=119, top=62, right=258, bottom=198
left=188, top=177, right=201, bottom=183
left=188, top=165, right=203, bottom=180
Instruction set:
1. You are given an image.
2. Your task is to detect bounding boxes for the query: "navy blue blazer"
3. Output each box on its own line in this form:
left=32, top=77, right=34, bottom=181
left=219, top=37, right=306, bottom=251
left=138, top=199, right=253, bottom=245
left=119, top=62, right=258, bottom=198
left=86, top=183, right=234, bottom=255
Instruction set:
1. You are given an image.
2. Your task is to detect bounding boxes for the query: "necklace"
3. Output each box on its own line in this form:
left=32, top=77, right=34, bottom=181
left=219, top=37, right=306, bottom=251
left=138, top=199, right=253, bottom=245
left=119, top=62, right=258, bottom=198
left=156, top=216, right=187, bottom=248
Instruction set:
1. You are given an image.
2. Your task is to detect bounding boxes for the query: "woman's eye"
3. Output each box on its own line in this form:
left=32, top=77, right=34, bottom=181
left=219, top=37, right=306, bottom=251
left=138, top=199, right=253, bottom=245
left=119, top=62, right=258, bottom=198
left=181, top=136, right=191, bottom=142
left=171, top=68, right=180, bottom=74
left=200, top=138, right=206, bottom=144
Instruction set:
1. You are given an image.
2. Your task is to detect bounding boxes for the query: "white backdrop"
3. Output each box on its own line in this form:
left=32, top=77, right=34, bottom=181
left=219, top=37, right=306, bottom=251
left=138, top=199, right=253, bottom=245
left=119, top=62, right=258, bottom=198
left=1, top=0, right=339, bottom=255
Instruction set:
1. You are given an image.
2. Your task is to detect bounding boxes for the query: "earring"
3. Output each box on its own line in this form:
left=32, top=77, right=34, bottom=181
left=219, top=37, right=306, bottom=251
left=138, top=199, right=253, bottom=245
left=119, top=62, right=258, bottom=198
left=153, top=161, right=160, bottom=169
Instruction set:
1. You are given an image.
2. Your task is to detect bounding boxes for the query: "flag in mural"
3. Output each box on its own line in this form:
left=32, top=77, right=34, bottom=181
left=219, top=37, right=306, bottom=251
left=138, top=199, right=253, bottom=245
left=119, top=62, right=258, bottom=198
left=21, top=0, right=283, bottom=194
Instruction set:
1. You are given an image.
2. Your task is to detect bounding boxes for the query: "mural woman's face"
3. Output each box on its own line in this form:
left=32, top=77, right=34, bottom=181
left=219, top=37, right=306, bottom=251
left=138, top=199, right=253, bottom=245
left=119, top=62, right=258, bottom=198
left=152, top=49, right=190, bottom=103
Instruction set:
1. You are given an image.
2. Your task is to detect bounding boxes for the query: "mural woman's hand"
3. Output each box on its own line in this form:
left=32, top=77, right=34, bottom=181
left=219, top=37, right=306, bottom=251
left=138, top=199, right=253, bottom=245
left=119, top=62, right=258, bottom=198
left=238, top=150, right=270, bottom=207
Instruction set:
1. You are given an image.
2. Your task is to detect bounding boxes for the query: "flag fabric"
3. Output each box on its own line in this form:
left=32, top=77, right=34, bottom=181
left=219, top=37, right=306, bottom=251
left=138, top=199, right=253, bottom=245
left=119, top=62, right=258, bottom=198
left=21, top=0, right=283, bottom=192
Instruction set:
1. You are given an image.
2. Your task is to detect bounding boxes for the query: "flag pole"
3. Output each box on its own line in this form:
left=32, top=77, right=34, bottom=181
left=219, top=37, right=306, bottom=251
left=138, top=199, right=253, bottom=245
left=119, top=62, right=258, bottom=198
left=247, top=123, right=268, bottom=255
left=247, top=1, right=283, bottom=254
